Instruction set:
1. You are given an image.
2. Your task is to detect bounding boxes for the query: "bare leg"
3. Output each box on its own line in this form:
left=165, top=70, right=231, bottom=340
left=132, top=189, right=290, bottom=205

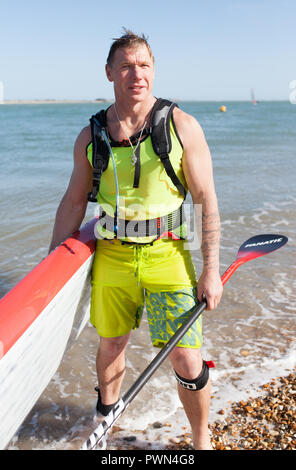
left=169, top=347, right=212, bottom=450
left=96, top=333, right=130, bottom=405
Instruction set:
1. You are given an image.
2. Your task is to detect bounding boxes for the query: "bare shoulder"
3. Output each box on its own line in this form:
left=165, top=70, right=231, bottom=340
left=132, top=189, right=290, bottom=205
left=74, top=125, right=92, bottom=155
left=173, top=107, right=205, bottom=147
left=68, top=125, right=92, bottom=195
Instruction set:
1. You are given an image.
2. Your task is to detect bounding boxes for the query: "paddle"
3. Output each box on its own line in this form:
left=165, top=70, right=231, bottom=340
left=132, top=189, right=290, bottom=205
left=80, top=233, right=288, bottom=450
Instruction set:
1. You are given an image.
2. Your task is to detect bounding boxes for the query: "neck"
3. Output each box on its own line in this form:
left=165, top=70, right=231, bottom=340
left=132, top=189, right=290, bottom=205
left=112, top=95, right=156, bottom=129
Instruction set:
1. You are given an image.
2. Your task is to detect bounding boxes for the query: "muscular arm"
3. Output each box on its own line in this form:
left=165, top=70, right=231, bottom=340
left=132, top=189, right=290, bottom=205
left=48, top=126, right=93, bottom=253
left=174, top=109, right=223, bottom=310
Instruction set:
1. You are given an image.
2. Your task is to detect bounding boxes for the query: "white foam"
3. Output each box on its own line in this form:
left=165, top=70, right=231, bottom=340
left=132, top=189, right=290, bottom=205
left=117, top=374, right=180, bottom=431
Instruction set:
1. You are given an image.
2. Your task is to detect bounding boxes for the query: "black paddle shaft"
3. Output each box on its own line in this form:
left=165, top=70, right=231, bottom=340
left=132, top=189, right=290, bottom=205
left=81, top=233, right=288, bottom=450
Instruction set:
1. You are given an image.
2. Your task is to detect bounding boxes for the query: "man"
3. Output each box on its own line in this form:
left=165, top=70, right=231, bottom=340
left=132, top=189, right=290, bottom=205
left=49, top=30, right=223, bottom=450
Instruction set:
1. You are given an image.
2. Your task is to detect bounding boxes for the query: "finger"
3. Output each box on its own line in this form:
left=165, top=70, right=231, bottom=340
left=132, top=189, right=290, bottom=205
left=205, top=296, right=217, bottom=311
left=197, top=285, right=204, bottom=303
left=205, top=299, right=213, bottom=310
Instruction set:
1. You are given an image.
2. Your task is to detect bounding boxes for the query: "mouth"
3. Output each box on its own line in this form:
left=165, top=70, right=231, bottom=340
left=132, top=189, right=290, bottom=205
left=128, top=85, right=145, bottom=91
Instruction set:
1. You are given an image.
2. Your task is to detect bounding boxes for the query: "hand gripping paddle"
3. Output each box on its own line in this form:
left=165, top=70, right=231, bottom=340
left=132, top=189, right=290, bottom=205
left=80, top=233, right=288, bottom=450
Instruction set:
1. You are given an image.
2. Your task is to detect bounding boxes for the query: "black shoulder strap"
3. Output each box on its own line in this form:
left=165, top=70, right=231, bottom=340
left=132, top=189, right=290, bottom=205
left=151, top=99, right=186, bottom=198
left=88, top=110, right=110, bottom=202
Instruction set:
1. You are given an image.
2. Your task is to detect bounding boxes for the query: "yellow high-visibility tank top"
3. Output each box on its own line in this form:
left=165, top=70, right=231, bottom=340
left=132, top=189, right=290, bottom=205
left=86, top=115, right=188, bottom=243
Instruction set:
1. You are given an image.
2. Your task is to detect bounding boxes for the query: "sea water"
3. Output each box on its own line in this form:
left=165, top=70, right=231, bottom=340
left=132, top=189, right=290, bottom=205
left=0, top=101, right=295, bottom=449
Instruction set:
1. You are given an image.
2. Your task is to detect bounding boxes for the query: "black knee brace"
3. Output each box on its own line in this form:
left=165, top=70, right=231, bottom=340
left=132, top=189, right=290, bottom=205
left=174, top=360, right=214, bottom=391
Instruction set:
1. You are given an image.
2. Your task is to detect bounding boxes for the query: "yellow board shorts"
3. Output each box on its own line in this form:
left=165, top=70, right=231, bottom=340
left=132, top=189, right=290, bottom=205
left=90, top=238, right=202, bottom=349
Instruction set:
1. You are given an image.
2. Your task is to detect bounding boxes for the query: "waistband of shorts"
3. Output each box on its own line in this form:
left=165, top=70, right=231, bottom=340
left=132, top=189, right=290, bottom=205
left=97, top=237, right=185, bottom=249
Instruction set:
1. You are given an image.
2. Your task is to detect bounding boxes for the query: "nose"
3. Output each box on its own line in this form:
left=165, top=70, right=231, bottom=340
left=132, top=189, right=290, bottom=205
left=130, top=65, right=142, bottom=80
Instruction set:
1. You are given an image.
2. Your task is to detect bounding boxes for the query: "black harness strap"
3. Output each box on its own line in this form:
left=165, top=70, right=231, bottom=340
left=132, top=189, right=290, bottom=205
left=88, top=110, right=110, bottom=202
left=150, top=99, right=187, bottom=198
left=133, top=144, right=141, bottom=188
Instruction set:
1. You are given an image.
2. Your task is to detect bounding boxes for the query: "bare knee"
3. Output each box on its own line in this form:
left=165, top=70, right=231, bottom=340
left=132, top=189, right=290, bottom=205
left=169, top=346, right=203, bottom=379
left=98, top=333, right=130, bottom=359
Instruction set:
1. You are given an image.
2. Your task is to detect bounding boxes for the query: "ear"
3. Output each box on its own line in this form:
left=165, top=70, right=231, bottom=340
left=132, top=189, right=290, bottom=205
left=105, top=64, right=113, bottom=83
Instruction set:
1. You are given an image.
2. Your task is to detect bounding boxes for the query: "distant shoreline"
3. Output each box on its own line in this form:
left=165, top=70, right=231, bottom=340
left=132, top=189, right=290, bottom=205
left=1, top=99, right=290, bottom=105
left=2, top=99, right=111, bottom=105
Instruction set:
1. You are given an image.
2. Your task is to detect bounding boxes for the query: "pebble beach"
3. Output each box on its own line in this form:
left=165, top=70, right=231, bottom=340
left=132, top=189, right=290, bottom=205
left=107, top=370, right=296, bottom=451
left=209, top=372, right=296, bottom=451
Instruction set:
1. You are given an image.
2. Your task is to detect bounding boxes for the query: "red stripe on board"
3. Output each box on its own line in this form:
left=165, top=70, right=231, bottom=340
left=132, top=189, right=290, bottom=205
left=0, top=218, right=97, bottom=360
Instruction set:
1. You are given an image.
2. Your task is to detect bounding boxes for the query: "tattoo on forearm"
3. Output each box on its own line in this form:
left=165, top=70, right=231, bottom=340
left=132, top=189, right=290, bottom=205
left=201, top=211, right=220, bottom=270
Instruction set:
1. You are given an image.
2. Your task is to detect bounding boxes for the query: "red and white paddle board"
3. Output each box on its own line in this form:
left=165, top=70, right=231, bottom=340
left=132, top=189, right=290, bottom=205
left=0, top=218, right=97, bottom=449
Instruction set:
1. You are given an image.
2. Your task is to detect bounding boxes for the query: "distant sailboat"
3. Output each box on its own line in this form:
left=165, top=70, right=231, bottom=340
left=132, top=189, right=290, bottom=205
left=251, top=88, right=257, bottom=105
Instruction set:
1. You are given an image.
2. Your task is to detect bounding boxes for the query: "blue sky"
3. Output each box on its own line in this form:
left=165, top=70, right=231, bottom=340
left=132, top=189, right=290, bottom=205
left=0, top=0, right=294, bottom=101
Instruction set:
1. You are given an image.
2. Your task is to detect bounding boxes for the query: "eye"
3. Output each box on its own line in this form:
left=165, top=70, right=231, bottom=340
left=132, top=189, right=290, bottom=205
left=120, top=63, right=130, bottom=69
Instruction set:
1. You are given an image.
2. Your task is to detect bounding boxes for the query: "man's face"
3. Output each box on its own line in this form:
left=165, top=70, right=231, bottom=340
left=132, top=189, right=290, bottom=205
left=106, top=44, right=155, bottom=103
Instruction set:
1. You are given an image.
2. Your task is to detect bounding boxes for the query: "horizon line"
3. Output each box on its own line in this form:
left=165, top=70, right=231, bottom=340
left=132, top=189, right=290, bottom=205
left=1, top=98, right=291, bottom=104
